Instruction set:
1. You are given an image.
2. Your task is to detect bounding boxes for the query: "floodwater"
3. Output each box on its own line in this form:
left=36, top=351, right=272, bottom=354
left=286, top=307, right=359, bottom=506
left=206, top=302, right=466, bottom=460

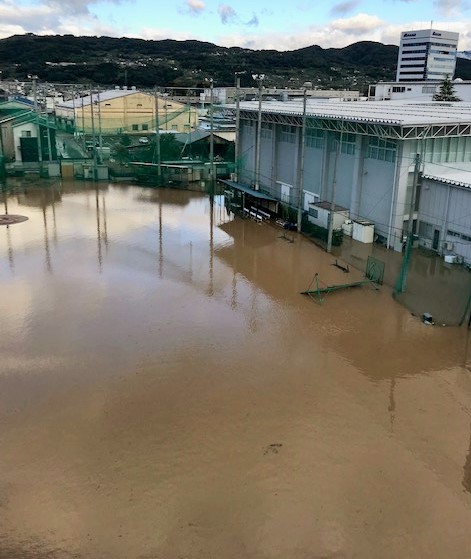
left=1, top=180, right=471, bottom=559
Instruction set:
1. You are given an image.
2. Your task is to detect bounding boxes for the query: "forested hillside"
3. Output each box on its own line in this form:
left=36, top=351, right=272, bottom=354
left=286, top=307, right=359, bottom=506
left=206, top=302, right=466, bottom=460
left=1, top=33, right=471, bottom=92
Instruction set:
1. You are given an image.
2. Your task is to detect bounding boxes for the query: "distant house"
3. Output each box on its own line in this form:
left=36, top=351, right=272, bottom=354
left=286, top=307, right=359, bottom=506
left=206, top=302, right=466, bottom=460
left=0, top=100, right=57, bottom=162
left=55, top=88, right=198, bottom=136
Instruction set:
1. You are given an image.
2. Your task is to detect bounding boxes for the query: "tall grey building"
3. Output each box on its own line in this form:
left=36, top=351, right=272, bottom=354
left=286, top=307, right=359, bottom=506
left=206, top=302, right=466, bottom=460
left=396, top=29, right=459, bottom=82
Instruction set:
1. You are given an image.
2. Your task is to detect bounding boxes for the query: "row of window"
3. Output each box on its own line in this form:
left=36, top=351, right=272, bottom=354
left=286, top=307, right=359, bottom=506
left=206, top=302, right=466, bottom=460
left=366, top=137, right=396, bottom=162
left=402, top=42, right=456, bottom=48
left=256, top=125, right=397, bottom=162
left=448, top=230, right=471, bottom=242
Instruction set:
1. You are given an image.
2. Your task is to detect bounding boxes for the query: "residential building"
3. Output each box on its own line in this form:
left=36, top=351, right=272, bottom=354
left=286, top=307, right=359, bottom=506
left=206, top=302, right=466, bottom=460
left=0, top=100, right=56, bottom=163
left=396, top=29, right=459, bottom=82
left=229, top=99, right=471, bottom=257
left=55, top=88, right=198, bottom=136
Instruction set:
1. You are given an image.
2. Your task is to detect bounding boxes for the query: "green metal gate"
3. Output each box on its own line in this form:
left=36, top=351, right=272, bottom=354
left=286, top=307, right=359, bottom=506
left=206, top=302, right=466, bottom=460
left=365, top=255, right=385, bottom=285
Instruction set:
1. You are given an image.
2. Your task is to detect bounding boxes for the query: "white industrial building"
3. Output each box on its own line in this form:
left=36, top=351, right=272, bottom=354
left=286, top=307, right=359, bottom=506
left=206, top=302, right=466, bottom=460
left=418, top=163, right=471, bottom=263
left=396, top=29, right=459, bottom=82
left=370, top=80, right=471, bottom=102
left=226, top=99, right=471, bottom=261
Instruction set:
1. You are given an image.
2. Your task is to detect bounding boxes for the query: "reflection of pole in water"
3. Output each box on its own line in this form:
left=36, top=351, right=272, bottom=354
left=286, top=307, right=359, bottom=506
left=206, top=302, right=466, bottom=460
left=42, top=204, right=52, bottom=274
left=231, top=267, right=238, bottom=311
left=102, top=195, right=108, bottom=248
left=249, top=285, right=258, bottom=333
left=49, top=181, right=58, bottom=245
left=95, top=186, right=103, bottom=272
left=158, top=200, right=163, bottom=278
left=2, top=187, right=14, bottom=271
left=189, top=241, right=193, bottom=282
left=463, top=422, right=471, bottom=494
left=207, top=194, right=214, bottom=296
left=388, top=378, right=396, bottom=432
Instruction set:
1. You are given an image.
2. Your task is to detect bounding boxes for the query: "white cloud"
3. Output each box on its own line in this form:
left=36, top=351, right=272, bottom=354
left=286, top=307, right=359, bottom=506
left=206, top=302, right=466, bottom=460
left=214, top=16, right=471, bottom=51
left=218, top=5, right=237, bottom=24
left=184, top=0, right=206, bottom=15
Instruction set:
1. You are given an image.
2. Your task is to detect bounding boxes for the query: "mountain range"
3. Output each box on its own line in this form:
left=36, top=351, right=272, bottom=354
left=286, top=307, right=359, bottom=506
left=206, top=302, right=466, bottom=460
left=1, top=34, right=471, bottom=93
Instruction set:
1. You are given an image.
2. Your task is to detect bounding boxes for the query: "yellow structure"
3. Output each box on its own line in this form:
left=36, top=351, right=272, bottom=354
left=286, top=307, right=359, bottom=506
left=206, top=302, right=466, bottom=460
left=55, top=88, right=198, bottom=135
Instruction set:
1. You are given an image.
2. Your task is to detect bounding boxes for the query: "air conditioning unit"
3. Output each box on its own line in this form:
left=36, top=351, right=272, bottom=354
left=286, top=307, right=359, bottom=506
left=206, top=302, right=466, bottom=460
left=444, top=241, right=454, bottom=251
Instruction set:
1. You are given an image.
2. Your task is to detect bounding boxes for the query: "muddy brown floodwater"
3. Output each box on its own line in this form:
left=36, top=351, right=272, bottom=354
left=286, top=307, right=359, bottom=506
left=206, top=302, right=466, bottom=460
left=1, top=180, right=471, bottom=559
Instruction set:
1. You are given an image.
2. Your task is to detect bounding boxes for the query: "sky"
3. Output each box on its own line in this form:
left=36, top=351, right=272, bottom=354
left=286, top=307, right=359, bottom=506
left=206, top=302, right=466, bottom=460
left=0, top=0, right=471, bottom=51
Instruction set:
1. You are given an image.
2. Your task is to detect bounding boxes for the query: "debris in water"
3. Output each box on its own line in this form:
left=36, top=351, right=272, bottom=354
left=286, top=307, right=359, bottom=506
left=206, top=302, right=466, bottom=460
left=422, top=313, right=434, bottom=325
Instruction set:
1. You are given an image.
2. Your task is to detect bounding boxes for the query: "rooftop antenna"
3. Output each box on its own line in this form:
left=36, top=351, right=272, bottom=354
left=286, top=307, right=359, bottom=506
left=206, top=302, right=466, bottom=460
left=431, top=20, right=433, bottom=29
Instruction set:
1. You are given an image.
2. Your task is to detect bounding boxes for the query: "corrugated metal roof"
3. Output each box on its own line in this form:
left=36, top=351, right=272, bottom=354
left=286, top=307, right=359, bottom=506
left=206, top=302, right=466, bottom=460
left=233, top=99, right=471, bottom=126
left=422, top=163, right=471, bottom=188
left=56, top=89, right=144, bottom=109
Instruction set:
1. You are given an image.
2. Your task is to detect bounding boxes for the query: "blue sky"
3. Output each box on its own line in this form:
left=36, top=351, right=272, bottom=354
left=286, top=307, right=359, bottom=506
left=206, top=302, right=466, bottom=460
left=1, top=0, right=470, bottom=50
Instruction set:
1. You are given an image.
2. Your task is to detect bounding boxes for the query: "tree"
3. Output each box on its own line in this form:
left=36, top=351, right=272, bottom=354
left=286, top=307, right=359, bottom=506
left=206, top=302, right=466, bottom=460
left=433, top=76, right=461, bottom=102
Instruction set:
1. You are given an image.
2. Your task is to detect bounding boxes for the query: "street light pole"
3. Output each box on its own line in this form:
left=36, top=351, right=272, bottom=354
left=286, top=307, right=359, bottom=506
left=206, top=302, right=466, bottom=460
left=252, top=73, right=265, bottom=191
left=29, top=75, right=43, bottom=163
left=327, top=130, right=343, bottom=253
left=296, top=88, right=307, bottom=232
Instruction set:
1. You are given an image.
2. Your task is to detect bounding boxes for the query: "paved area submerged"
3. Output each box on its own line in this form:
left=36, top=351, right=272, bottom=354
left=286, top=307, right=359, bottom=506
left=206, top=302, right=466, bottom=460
left=0, top=180, right=471, bottom=559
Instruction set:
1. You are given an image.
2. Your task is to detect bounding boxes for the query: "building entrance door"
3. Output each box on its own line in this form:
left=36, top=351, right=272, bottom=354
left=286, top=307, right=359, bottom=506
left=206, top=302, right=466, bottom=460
left=432, top=228, right=440, bottom=251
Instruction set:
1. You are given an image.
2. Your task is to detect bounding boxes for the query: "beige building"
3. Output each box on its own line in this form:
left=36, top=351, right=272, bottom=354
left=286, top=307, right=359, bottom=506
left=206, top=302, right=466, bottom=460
left=55, top=88, right=198, bottom=135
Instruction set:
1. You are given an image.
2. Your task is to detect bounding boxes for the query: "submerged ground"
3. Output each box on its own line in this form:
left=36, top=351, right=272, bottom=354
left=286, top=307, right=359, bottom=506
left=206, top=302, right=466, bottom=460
left=0, top=180, right=470, bottom=559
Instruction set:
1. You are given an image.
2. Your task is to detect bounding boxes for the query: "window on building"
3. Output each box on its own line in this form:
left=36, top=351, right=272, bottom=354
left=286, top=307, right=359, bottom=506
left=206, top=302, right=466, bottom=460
left=341, top=133, right=356, bottom=155
left=21, top=130, right=32, bottom=137
left=367, top=137, right=396, bottom=162
left=137, top=103, right=142, bottom=107
left=419, top=221, right=433, bottom=239
left=132, top=124, right=139, bottom=131
left=306, top=128, right=324, bottom=149
left=308, top=207, right=318, bottom=219
left=392, top=86, right=406, bottom=93
left=172, top=124, right=178, bottom=130
left=281, top=125, right=296, bottom=143
left=184, top=124, right=190, bottom=131
left=105, top=103, right=111, bottom=107
left=142, top=124, right=148, bottom=131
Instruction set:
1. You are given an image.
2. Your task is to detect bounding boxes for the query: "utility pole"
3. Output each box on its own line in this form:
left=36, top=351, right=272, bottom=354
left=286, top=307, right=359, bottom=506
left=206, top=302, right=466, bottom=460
left=296, top=88, right=307, bottom=232
left=154, top=88, right=161, bottom=183
left=395, top=153, right=421, bottom=294
left=234, top=71, right=245, bottom=182
left=327, top=130, right=343, bottom=253
left=252, top=73, right=265, bottom=191
left=89, top=85, right=98, bottom=176
left=209, top=78, right=215, bottom=193
left=29, top=75, right=43, bottom=164
left=97, top=88, right=103, bottom=165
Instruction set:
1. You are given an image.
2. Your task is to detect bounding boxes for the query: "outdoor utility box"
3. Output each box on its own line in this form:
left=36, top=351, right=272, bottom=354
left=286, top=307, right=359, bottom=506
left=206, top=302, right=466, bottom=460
left=353, top=219, right=374, bottom=243
left=308, top=201, right=349, bottom=230
left=342, top=219, right=353, bottom=237
left=96, top=165, right=109, bottom=180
